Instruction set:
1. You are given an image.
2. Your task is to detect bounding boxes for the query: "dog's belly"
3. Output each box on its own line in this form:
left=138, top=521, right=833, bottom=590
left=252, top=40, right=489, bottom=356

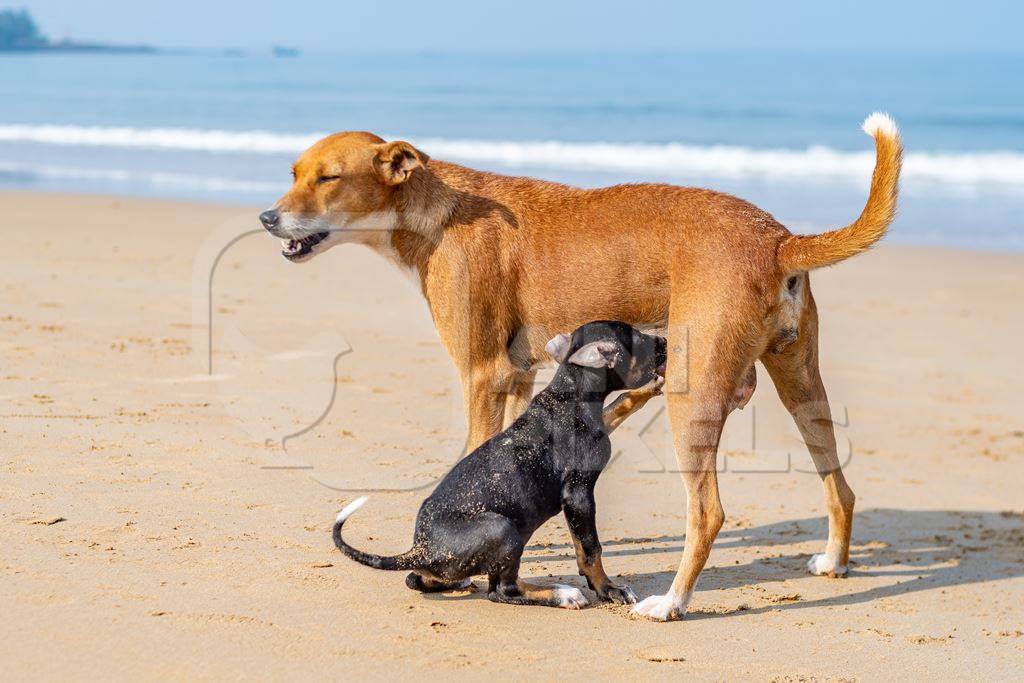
left=515, top=309, right=668, bottom=372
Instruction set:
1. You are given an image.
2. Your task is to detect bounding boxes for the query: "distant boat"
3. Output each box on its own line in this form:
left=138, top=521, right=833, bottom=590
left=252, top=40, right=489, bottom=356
left=272, top=46, right=300, bottom=57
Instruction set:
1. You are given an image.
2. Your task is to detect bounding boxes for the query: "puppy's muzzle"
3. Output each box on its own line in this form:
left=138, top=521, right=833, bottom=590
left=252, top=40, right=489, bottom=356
left=655, top=339, right=668, bottom=376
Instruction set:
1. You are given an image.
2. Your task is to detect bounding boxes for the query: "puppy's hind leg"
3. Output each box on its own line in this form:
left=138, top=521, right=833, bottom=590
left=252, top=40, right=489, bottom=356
left=494, top=579, right=589, bottom=610
left=404, top=572, right=474, bottom=593
left=403, top=515, right=515, bottom=594
left=488, top=571, right=589, bottom=609
left=476, top=515, right=588, bottom=610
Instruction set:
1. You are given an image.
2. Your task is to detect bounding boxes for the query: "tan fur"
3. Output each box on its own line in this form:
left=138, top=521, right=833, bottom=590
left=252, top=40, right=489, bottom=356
left=267, top=115, right=901, bottom=620
left=778, top=125, right=902, bottom=271
left=514, top=580, right=583, bottom=608
left=571, top=535, right=613, bottom=594
left=602, top=379, right=663, bottom=434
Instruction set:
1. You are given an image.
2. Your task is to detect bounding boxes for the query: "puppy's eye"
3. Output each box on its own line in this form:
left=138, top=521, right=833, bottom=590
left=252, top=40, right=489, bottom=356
left=317, top=175, right=341, bottom=185
left=786, top=276, right=800, bottom=293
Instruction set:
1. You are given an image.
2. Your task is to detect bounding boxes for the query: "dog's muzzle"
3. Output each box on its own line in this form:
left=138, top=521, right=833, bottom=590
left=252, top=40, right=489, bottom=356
left=259, top=209, right=330, bottom=261
left=279, top=232, right=329, bottom=261
left=259, top=209, right=281, bottom=234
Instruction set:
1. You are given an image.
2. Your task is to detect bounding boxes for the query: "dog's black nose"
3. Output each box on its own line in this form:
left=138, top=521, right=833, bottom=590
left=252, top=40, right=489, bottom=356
left=259, top=209, right=280, bottom=231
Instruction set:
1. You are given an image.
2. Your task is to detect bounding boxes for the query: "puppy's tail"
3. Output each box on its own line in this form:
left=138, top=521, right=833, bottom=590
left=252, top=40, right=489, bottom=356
left=332, top=497, right=421, bottom=571
left=778, top=112, right=903, bottom=272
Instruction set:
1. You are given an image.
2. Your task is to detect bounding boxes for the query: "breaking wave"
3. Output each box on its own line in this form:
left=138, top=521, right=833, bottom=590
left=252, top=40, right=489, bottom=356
left=2, top=123, right=1024, bottom=188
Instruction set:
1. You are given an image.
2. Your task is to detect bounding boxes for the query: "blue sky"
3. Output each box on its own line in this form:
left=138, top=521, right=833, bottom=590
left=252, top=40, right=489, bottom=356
left=11, top=0, right=1024, bottom=53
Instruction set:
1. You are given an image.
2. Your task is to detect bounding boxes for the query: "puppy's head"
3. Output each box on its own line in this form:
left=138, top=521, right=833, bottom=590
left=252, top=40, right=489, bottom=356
left=545, top=321, right=667, bottom=392
left=259, top=132, right=429, bottom=263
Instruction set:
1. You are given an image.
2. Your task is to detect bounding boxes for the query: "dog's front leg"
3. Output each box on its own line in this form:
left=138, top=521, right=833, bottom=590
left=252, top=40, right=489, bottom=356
left=561, top=480, right=638, bottom=605
left=602, top=376, right=664, bottom=435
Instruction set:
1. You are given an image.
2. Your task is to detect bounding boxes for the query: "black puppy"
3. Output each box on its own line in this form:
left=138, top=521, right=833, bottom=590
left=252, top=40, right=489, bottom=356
left=333, top=321, right=667, bottom=609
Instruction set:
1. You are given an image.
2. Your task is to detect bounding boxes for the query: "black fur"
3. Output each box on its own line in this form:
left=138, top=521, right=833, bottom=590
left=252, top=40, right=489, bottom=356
left=333, top=321, right=667, bottom=608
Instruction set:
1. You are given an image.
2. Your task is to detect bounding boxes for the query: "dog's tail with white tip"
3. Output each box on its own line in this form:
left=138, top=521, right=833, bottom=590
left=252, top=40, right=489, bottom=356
left=778, top=112, right=903, bottom=272
left=332, top=497, right=421, bottom=571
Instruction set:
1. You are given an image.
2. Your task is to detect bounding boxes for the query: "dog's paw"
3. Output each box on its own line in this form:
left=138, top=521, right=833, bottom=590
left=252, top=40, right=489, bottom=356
left=643, top=375, right=665, bottom=395
left=602, top=585, right=638, bottom=605
left=807, top=553, right=848, bottom=578
left=631, top=593, right=689, bottom=621
left=552, top=584, right=589, bottom=609
left=449, top=577, right=476, bottom=592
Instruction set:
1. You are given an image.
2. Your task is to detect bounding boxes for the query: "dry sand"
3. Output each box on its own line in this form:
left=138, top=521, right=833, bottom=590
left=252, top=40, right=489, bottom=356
left=2, top=191, right=1022, bottom=680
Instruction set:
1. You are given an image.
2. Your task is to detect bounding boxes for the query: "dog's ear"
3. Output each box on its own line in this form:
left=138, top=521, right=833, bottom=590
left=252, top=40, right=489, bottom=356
left=566, top=341, right=619, bottom=368
left=373, top=141, right=429, bottom=185
left=545, top=333, right=572, bottom=363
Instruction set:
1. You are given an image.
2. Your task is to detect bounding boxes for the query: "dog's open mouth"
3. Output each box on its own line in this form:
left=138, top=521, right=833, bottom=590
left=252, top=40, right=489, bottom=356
left=280, top=232, right=329, bottom=261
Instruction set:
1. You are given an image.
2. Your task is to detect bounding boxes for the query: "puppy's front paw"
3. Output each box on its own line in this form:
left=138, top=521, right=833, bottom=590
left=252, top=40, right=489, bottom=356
left=807, top=553, right=848, bottom=578
left=552, top=584, right=589, bottom=609
left=601, top=585, right=638, bottom=605
left=631, top=593, right=688, bottom=621
left=643, top=375, right=665, bottom=395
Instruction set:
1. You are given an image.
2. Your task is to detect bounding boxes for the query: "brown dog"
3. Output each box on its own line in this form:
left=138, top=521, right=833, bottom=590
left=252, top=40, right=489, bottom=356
left=260, top=113, right=901, bottom=620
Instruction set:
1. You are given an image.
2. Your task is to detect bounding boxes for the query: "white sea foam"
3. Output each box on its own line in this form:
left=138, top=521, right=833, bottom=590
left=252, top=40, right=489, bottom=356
left=2, top=123, right=1024, bottom=188
left=0, top=160, right=282, bottom=194
left=0, top=124, right=316, bottom=154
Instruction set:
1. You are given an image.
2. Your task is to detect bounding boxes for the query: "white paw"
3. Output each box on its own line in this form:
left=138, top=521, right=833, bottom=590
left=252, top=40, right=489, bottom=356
left=631, top=593, right=689, bottom=621
left=552, top=584, right=589, bottom=609
left=807, top=553, right=848, bottom=577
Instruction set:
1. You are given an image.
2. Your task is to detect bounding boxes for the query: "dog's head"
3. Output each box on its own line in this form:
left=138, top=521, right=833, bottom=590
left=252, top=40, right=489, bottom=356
left=545, top=321, right=667, bottom=393
left=259, top=132, right=429, bottom=263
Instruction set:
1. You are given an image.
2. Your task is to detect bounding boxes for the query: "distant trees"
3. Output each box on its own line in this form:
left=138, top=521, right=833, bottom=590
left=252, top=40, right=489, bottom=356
left=0, top=8, right=48, bottom=50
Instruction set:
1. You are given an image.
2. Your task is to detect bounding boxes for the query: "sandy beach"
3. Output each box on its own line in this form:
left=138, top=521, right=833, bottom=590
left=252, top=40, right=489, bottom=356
left=2, top=191, right=1022, bottom=680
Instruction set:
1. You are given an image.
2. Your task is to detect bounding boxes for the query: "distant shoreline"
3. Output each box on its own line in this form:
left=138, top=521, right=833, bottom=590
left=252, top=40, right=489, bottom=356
left=0, top=46, right=298, bottom=56
left=0, top=8, right=156, bottom=54
left=0, top=43, right=157, bottom=54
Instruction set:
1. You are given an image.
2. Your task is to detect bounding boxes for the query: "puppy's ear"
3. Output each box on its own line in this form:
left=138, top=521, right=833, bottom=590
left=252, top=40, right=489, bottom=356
left=373, top=141, right=429, bottom=185
left=566, top=341, right=619, bottom=368
left=545, top=333, right=572, bottom=363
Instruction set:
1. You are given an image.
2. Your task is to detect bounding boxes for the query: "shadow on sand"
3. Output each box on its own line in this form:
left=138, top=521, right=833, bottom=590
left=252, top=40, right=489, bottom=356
left=424, top=508, right=1023, bottom=616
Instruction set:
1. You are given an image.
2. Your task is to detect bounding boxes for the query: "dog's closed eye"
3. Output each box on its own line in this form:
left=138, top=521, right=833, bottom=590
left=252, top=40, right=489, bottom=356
left=317, top=175, right=342, bottom=185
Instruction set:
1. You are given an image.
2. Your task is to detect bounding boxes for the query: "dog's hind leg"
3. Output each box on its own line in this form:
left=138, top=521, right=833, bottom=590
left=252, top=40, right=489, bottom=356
left=633, top=298, right=759, bottom=621
left=404, top=572, right=473, bottom=593
left=501, top=370, right=536, bottom=429
left=474, top=516, right=588, bottom=610
left=761, top=292, right=855, bottom=578
left=487, top=572, right=589, bottom=610
left=462, top=366, right=508, bottom=451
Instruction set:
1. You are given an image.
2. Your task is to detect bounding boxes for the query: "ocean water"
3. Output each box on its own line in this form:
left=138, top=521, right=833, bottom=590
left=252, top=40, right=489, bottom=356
left=1, top=51, right=1022, bottom=250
